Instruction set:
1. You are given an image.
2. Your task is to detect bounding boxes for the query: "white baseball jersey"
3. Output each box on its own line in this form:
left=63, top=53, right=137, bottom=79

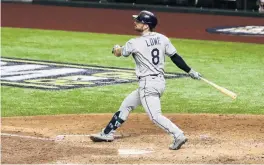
left=121, top=32, right=177, bottom=77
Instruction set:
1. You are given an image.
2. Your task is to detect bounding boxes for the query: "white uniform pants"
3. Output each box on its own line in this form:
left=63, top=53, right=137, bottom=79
left=118, top=74, right=183, bottom=138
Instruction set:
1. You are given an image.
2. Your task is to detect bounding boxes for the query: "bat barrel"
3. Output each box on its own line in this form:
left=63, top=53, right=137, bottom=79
left=200, top=78, right=237, bottom=100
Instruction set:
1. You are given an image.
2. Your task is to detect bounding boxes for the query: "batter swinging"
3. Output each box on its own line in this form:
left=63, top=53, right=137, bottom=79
left=90, top=10, right=201, bottom=150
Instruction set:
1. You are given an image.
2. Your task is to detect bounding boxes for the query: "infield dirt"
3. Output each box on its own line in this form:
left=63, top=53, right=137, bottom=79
left=2, top=114, right=264, bottom=164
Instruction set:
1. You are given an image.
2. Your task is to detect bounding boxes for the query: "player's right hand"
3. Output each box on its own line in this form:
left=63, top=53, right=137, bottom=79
left=188, top=69, right=201, bottom=80
left=112, top=44, right=121, bottom=54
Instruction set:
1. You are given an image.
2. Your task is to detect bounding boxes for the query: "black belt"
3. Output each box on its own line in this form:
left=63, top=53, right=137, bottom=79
left=138, top=74, right=159, bottom=80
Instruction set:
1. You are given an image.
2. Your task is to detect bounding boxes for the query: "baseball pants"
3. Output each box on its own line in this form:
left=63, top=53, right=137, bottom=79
left=118, top=74, right=183, bottom=138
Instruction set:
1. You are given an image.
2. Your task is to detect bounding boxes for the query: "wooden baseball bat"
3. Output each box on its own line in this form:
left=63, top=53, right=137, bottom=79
left=200, top=77, right=237, bottom=100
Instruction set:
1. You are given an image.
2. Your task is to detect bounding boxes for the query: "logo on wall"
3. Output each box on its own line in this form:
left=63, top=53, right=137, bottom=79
left=1, top=57, right=186, bottom=90
left=206, top=26, right=264, bottom=36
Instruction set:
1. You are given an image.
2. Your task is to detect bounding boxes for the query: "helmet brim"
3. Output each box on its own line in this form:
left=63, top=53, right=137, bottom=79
left=132, top=15, right=138, bottom=19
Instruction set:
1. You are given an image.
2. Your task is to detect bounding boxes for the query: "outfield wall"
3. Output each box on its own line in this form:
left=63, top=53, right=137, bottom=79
left=2, top=2, right=264, bottom=43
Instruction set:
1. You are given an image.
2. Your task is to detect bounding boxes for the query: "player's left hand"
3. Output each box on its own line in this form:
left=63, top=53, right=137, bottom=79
left=112, top=44, right=121, bottom=54
left=188, top=69, right=201, bottom=80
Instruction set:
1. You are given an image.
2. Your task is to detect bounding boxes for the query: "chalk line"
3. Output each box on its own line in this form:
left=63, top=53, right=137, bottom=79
left=1, top=133, right=55, bottom=141
left=118, top=149, right=154, bottom=155
left=56, top=134, right=123, bottom=138
left=1, top=133, right=123, bottom=142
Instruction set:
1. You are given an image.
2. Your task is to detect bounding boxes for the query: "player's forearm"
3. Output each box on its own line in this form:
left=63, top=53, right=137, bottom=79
left=170, top=53, right=191, bottom=73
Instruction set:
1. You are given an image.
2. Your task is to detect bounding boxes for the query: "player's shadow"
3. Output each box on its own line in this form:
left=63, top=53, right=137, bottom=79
left=114, top=132, right=140, bottom=140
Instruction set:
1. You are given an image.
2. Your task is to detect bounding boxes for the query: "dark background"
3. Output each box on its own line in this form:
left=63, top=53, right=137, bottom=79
left=67, top=0, right=259, bottom=11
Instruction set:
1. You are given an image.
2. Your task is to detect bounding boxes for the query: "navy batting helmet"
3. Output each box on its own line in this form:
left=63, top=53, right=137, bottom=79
left=132, top=10, right=158, bottom=30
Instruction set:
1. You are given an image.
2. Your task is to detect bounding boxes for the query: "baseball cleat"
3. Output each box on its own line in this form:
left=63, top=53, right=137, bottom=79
left=90, top=129, right=115, bottom=142
left=169, top=134, right=188, bottom=150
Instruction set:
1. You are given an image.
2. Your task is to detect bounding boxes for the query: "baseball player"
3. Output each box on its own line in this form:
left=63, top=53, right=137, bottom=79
left=258, top=0, right=264, bottom=13
left=90, top=10, right=201, bottom=150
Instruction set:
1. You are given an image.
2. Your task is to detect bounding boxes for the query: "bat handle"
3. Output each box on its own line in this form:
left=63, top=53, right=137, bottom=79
left=200, top=77, right=216, bottom=87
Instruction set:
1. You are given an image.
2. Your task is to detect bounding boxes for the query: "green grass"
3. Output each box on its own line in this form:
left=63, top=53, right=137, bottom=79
left=1, top=27, right=264, bottom=117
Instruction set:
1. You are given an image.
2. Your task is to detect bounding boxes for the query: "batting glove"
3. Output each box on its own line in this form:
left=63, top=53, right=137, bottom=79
left=188, top=69, right=201, bottom=80
left=112, top=44, right=121, bottom=54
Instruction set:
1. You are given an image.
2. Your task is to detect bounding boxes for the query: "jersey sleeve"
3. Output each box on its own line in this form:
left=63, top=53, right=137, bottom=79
left=165, top=37, right=177, bottom=57
left=121, top=39, right=135, bottom=57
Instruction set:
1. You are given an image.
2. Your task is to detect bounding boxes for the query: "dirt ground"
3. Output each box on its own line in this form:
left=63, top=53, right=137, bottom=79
left=2, top=114, right=264, bottom=164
